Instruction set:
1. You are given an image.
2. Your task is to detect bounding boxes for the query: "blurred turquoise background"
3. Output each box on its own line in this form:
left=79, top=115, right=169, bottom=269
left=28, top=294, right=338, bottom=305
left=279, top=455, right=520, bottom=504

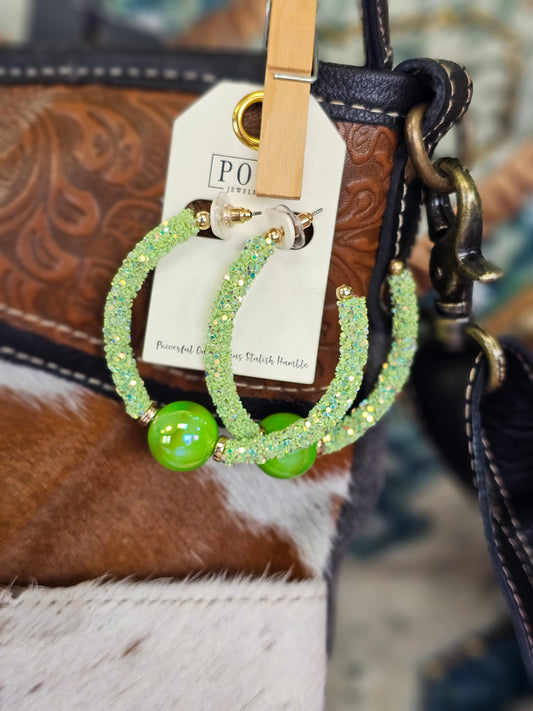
left=0, top=1, right=531, bottom=708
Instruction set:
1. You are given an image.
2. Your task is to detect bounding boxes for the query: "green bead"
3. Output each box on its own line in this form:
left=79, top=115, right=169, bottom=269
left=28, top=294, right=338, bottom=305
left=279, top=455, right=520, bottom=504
left=148, top=401, right=219, bottom=472
left=258, top=412, right=317, bottom=479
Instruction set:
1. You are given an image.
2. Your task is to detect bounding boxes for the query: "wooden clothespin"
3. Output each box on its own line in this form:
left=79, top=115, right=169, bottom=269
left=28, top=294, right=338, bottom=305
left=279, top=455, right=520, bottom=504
left=256, top=0, right=318, bottom=200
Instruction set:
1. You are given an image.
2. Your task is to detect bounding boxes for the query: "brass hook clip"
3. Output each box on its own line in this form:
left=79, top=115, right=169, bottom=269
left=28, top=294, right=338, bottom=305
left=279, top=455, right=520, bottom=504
left=427, top=158, right=503, bottom=319
left=427, top=158, right=506, bottom=391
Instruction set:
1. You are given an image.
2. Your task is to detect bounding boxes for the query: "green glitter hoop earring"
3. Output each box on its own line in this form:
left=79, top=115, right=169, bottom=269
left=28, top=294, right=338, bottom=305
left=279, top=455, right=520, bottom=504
left=102, top=209, right=368, bottom=474
left=204, top=225, right=369, bottom=478
left=205, top=257, right=418, bottom=473
left=103, top=209, right=418, bottom=477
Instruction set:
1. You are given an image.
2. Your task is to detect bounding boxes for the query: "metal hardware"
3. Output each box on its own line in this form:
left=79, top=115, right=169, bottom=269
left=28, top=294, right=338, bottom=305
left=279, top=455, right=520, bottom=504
left=213, top=436, right=228, bottom=463
left=263, top=0, right=318, bottom=84
left=232, top=91, right=263, bottom=150
left=427, top=158, right=506, bottom=390
left=273, top=44, right=319, bottom=84
left=427, top=158, right=503, bottom=319
left=405, top=103, right=455, bottom=193
left=139, top=403, right=158, bottom=427
left=465, top=324, right=507, bottom=392
left=263, top=0, right=272, bottom=48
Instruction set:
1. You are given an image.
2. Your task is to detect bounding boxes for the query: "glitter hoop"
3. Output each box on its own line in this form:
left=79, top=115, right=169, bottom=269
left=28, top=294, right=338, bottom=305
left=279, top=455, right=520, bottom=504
left=206, top=257, right=418, bottom=465
left=103, top=208, right=418, bottom=474
left=204, top=233, right=370, bottom=463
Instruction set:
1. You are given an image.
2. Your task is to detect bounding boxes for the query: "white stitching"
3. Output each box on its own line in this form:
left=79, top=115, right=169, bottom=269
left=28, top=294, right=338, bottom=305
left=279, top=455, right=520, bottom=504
left=315, top=97, right=402, bottom=118
left=1, top=303, right=328, bottom=394
left=491, top=532, right=533, bottom=649
left=0, top=303, right=103, bottom=345
left=162, top=68, right=178, bottom=80
left=427, top=63, right=473, bottom=153
left=376, top=0, right=392, bottom=67
left=427, top=62, right=454, bottom=151
left=0, top=62, right=404, bottom=117
left=143, top=360, right=329, bottom=394
left=483, top=433, right=533, bottom=563
left=0, top=346, right=115, bottom=393
left=393, top=181, right=408, bottom=258
left=493, top=509, right=533, bottom=587
left=0, top=63, right=225, bottom=86
left=482, top=344, right=533, bottom=563
left=465, top=354, right=533, bottom=650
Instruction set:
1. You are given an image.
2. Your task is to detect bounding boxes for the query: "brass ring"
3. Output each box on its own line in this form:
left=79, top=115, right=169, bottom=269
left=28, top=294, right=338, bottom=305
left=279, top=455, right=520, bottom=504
left=232, top=91, right=263, bottom=151
left=466, top=324, right=506, bottom=392
left=405, top=103, right=454, bottom=193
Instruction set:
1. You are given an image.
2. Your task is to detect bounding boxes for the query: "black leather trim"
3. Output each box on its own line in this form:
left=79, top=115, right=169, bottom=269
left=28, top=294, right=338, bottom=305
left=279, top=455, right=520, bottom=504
left=362, top=0, right=393, bottom=70
left=411, top=334, right=480, bottom=488
left=0, top=321, right=315, bottom=422
left=394, top=58, right=473, bottom=152
left=0, top=47, right=427, bottom=127
left=313, top=62, right=426, bottom=127
left=0, top=46, right=265, bottom=94
left=468, top=339, right=533, bottom=678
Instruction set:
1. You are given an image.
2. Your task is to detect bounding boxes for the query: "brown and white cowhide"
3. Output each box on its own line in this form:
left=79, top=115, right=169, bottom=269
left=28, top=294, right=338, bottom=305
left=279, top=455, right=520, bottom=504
left=0, top=358, right=366, bottom=585
left=0, top=355, right=383, bottom=708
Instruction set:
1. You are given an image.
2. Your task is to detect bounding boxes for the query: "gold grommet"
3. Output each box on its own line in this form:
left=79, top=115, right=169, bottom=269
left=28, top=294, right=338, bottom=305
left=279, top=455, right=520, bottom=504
left=232, top=91, right=263, bottom=151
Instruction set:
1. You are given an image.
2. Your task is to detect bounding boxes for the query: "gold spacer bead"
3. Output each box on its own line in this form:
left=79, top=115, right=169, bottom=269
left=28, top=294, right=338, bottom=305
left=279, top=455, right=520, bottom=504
left=138, top=403, right=158, bottom=427
left=336, top=284, right=354, bottom=300
left=298, top=212, right=314, bottom=230
left=389, top=259, right=404, bottom=275
left=316, top=439, right=326, bottom=456
left=228, top=206, right=253, bottom=223
left=212, top=436, right=228, bottom=463
left=196, top=211, right=211, bottom=231
left=265, top=227, right=285, bottom=245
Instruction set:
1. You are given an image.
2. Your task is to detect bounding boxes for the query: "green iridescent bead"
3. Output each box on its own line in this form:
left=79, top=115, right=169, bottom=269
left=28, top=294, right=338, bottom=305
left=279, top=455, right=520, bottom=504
left=258, top=412, right=317, bottom=479
left=147, top=401, right=219, bottom=472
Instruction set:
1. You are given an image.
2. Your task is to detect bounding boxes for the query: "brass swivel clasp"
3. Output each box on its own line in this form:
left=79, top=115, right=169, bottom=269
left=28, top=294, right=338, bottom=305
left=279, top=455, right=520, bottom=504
left=426, top=158, right=506, bottom=390
left=427, top=157, right=502, bottom=320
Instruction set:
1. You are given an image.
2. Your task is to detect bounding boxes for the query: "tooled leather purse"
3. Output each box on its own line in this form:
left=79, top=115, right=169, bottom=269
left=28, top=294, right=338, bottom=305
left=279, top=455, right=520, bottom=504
left=0, top=0, right=478, bottom=706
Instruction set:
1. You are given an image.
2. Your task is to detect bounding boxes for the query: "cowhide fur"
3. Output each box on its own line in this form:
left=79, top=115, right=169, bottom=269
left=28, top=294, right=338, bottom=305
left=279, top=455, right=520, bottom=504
left=0, top=355, right=386, bottom=708
left=0, top=576, right=327, bottom=710
left=0, top=357, right=382, bottom=585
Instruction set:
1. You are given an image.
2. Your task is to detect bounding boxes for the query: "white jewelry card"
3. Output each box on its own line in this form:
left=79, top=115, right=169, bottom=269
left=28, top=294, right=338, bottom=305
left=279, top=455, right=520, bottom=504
left=142, top=81, right=346, bottom=384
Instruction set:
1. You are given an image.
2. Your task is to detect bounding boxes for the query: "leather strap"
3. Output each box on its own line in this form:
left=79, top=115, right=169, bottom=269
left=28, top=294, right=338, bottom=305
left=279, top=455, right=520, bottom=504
left=395, top=58, right=473, bottom=154
left=412, top=336, right=533, bottom=677
left=467, top=339, right=533, bottom=678
left=361, top=0, right=392, bottom=69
